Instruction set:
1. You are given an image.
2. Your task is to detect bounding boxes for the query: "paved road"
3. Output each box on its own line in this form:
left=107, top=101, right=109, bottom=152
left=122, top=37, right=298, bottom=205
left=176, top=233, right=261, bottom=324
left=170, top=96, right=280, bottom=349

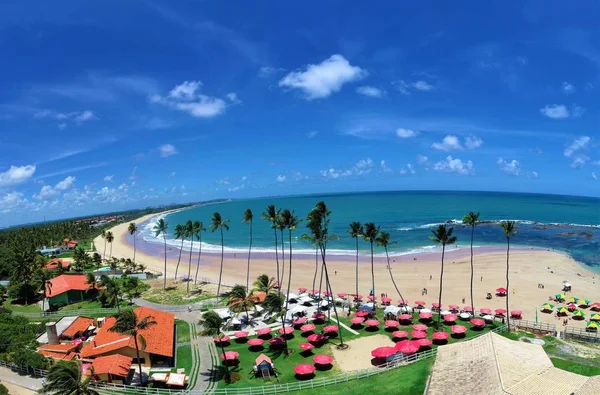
left=0, top=367, right=44, bottom=392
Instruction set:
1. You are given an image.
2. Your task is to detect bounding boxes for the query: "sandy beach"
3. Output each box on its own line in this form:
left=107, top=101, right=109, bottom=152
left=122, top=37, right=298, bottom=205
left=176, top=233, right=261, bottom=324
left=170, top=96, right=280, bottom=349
left=96, top=212, right=600, bottom=328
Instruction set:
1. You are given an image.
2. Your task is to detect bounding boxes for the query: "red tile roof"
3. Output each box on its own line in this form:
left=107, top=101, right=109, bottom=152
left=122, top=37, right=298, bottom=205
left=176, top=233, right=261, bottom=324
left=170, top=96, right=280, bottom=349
left=46, top=274, right=100, bottom=297
left=87, top=354, right=132, bottom=377
left=80, top=307, right=174, bottom=358
left=45, top=258, right=71, bottom=270
left=38, top=343, right=78, bottom=353
left=62, top=317, right=95, bottom=339
left=39, top=350, right=76, bottom=360
left=68, top=241, right=78, bottom=247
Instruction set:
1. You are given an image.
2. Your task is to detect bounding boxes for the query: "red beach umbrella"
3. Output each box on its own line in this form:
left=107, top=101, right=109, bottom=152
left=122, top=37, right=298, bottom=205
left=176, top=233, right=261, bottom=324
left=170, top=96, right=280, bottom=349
left=293, top=317, right=307, bottom=325
left=479, top=308, right=492, bottom=314
left=323, top=325, right=339, bottom=333
left=392, top=330, right=408, bottom=339
left=398, top=300, right=408, bottom=306
left=312, top=313, right=326, bottom=320
left=395, top=340, right=420, bottom=354
left=365, top=319, right=380, bottom=327
left=495, top=308, right=506, bottom=315
left=355, top=310, right=369, bottom=317
left=298, top=287, right=308, bottom=292
left=448, top=304, right=459, bottom=310
left=496, top=287, right=507, bottom=294
left=432, top=302, right=441, bottom=308
left=247, top=338, right=264, bottom=347
left=354, top=294, right=364, bottom=300
left=268, top=337, right=285, bottom=346
left=337, top=292, right=347, bottom=298
left=301, top=324, right=316, bottom=332
left=371, top=346, right=397, bottom=358
left=220, top=351, right=239, bottom=360
left=294, top=364, right=315, bottom=375
left=567, top=303, right=577, bottom=310
left=419, top=312, right=433, bottom=319
left=350, top=317, right=365, bottom=325
left=415, top=300, right=426, bottom=306
left=311, top=289, right=320, bottom=295
left=257, top=327, right=272, bottom=336
left=399, top=314, right=412, bottom=321
left=510, top=310, right=522, bottom=318
left=382, top=296, right=392, bottom=303
left=463, top=306, right=473, bottom=312
left=384, top=320, right=399, bottom=328
left=417, top=338, right=432, bottom=348
left=278, top=326, right=294, bottom=335
left=432, top=331, right=449, bottom=340
left=307, top=334, right=325, bottom=343
left=313, top=354, right=334, bottom=365
left=324, top=291, right=332, bottom=296
left=443, top=314, right=457, bottom=322
left=298, top=342, right=314, bottom=352
left=214, top=335, right=230, bottom=343
left=412, top=324, right=428, bottom=331
left=470, top=318, right=485, bottom=326
left=411, top=331, right=427, bottom=339
left=368, top=295, right=377, bottom=301
left=451, top=325, right=467, bottom=334
left=234, top=331, right=249, bottom=338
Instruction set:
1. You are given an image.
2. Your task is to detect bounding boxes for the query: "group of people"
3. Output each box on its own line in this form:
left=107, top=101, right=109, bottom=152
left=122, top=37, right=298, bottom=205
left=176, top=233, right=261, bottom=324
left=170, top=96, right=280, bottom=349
left=421, top=288, right=429, bottom=295
left=537, top=283, right=546, bottom=289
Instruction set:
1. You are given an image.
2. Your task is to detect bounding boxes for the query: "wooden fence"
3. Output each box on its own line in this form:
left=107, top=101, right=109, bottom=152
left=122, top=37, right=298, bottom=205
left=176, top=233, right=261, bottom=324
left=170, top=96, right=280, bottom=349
left=564, top=325, right=600, bottom=342
left=511, top=319, right=556, bottom=335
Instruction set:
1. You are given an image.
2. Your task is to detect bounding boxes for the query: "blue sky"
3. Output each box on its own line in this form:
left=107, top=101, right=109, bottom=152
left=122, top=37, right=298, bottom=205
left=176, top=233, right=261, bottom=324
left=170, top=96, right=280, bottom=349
left=1, top=0, right=600, bottom=226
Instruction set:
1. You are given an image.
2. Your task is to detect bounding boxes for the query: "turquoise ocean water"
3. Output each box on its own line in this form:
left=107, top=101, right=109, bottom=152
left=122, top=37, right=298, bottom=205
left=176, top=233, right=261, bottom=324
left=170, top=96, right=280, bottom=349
left=138, top=191, right=600, bottom=272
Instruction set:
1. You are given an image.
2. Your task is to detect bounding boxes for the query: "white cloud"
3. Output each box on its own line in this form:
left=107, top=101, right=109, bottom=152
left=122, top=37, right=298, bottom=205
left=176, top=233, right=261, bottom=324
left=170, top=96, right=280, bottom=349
left=94, top=186, right=129, bottom=203
left=150, top=80, right=235, bottom=118
left=276, top=174, right=286, bottom=182
left=464, top=136, right=483, bottom=149
left=412, top=80, right=434, bottom=91
left=158, top=144, right=178, bottom=158
left=571, top=105, right=585, bottom=118
left=226, top=92, right=241, bottom=104
left=217, top=177, right=230, bottom=185
left=593, top=172, right=598, bottom=180
left=307, top=131, right=318, bottom=138
left=0, top=191, right=29, bottom=213
left=392, top=80, right=435, bottom=94
left=564, top=136, right=590, bottom=157
left=396, top=128, right=419, bottom=138
left=562, top=82, right=575, bottom=94
left=73, top=110, right=97, bottom=122
left=432, top=135, right=463, bottom=151
left=33, top=175, right=76, bottom=200
left=319, top=158, right=374, bottom=179
left=34, top=109, right=97, bottom=126
left=380, top=160, right=392, bottom=173
left=570, top=156, right=589, bottom=169
left=129, top=166, right=137, bottom=180
left=258, top=66, right=284, bottom=78
left=399, top=163, right=416, bottom=175
left=0, top=165, right=36, bottom=186
left=433, top=156, right=474, bottom=175
left=417, top=155, right=429, bottom=165
left=103, top=175, right=113, bottom=182
left=356, top=86, right=384, bottom=98
left=497, top=158, right=521, bottom=176
left=55, top=175, right=75, bottom=190
left=540, top=104, right=569, bottom=119
left=529, top=171, right=539, bottom=178
left=279, top=54, right=367, bottom=100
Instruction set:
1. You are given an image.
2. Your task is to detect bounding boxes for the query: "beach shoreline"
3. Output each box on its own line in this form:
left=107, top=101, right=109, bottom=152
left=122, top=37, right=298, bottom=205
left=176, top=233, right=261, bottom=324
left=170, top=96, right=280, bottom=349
left=95, top=211, right=600, bottom=328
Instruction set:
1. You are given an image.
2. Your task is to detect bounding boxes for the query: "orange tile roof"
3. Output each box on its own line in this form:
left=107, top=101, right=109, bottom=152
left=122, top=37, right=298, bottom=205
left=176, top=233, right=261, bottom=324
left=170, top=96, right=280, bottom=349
left=39, top=343, right=78, bottom=353
left=88, top=354, right=132, bottom=377
left=46, top=274, right=100, bottom=297
left=39, top=350, right=76, bottom=360
left=61, top=317, right=95, bottom=339
left=80, top=307, right=174, bottom=358
left=45, top=258, right=71, bottom=270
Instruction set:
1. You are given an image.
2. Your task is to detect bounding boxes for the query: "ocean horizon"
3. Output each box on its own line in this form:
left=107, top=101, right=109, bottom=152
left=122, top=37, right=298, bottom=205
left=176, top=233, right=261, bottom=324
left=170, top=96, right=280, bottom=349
left=134, top=190, right=600, bottom=272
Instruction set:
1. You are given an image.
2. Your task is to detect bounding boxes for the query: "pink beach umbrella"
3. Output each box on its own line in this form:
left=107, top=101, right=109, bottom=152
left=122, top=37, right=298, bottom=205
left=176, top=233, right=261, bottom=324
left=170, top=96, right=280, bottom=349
left=382, top=296, right=392, bottom=303
left=294, top=364, right=315, bottom=375
left=419, top=312, right=433, bottom=320
left=298, top=342, right=314, bottom=352
left=220, top=351, right=239, bottom=360
left=432, top=302, right=441, bottom=308
left=432, top=331, right=449, bottom=341
left=411, top=331, right=427, bottom=339
left=256, top=327, right=272, bottom=336
left=313, top=354, right=334, bottom=365
left=350, top=317, right=365, bottom=325
left=368, top=295, right=377, bottom=301
left=417, top=338, right=433, bottom=348
left=495, top=308, right=506, bottom=315
left=479, top=308, right=492, bottom=315
left=395, top=340, right=420, bottom=354
left=312, top=313, right=326, bottom=320
left=451, top=325, right=467, bottom=335
left=300, top=324, right=316, bottom=333
left=392, top=330, right=408, bottom=339
left=298, top=287, right=308, bottom=292
left=307, top=334, right=325, bottom=343
left=234, top=331, right=249, bottom=338
left=278, top=326, right=294, bottom=335
left=268, top=337, right=285, bottom=346
left=448, top=304, right=459, bottom=311
left=371, top=346, right=397, bottom=359
left=510, top=310, right=522, bottom=318
left=463, top=306, right=473, bottom=312
left=415, top=300, right=426, bottom=306
left=354, top=294, right=364, bottom=300
left=323, top=325, right=339, bottom=333
left=337, top=292, right=347, bottom=298
left=399, top=314, right=412, bottom=321
left=384, top=320, right=399, bottom=328
left=443, top=314, right=458, bottom=323
left=470, top=318, right=485, bottom=327
left=293, top=317, right=307, bottom=325
left=355, top=310, right=369, bottom=317
left=214, top=335, right=230, bottom=343
left=412, top=324, right=428, bottom=331
left=365, top=319, right=380, bottom=327
left=247, top=338, right=264, bottom=347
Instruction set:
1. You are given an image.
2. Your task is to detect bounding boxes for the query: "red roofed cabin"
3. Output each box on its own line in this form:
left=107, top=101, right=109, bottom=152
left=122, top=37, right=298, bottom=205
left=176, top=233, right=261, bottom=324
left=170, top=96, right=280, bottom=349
left=45, top=258, right=71, bottom=271
left=80, top=307, right=175, bottom=368
left=64, top=238, right=78, bottom=250
left=85, top=354, right=133, bottom=384
left=46, top=274, right=101, bottom=309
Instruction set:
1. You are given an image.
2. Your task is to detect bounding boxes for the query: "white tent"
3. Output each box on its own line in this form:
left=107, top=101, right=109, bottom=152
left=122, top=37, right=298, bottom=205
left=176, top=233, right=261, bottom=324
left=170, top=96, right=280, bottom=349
left=286, top=293, right=299, bottom=301
left=384, top=305, right=402, bottom=317
left=298, top=296, right=314, bottom=305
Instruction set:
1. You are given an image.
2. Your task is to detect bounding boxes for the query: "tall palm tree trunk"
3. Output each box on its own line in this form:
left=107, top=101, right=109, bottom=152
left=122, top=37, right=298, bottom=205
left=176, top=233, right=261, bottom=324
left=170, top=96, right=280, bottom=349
left=385, top=246, right=405, bottom=305
left=133, top=233, right=136, bottom=264
left=319, top=245, right=345, bottom=347
left=133, top=332, right=144, bottom=384
left=109, top=243, right=113, bottom=258
left=187, top=238, right=194, bottom=295
left=246, top=221, right=253, bottom=290
left=312, top=247, right=318, bottom=294
left=174, top=238, right=184, bottom=280
left=437, top=244, right=446, bottom=329
left=216, top=227, right=224, bottom=303
left=355, top=237, right=359, bottom=306
left=219, top=334, right=230, bottom=378
left=469, top=225, right=475, bottom=317
left=194, top=233, right=202, bottom=285
left=282, top=229, right=294, bottom=354
left=370, top=241, right=375, bottom=308
left=506, top=238, right=511, bottom=331
left=103, top=240, right=107, bottom=260
left=162, top=235, right=167, bottom=290
left=273, top=229, right=281, bottom=294
left=279, top=230, right=286, bottom=292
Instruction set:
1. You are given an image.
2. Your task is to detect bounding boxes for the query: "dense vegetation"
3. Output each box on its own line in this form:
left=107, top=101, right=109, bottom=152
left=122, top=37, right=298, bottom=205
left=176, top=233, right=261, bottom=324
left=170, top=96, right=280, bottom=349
left=0, top=311, right=48, bottom=369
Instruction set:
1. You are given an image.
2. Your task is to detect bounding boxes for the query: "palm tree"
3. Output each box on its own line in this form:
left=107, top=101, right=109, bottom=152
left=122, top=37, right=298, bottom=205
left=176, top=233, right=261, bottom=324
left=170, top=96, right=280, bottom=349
left=84, top=272, right=98, bottom=299
left=193, top=222, right=206, bottom=286
left=280, top=209, right=300, bottom=355
left=187, top=221, right=200, bottom=295
left=462, top=212, right=480, bottom=317
left=35, top=269, right=54, bottom=313
left=228, top=284, right=257, bottom=324
left=153, top=218, right=169, bottom=290
left=348, top=222, right=363, bottom=305
left=173, top=223, right=187, bottom=282
left=261, top=205, right=281, bottom=292
left=362, top=222, right=380, bottom=306
left=377, top=231, right=406, bottom=305
left=300, top=232, right=319, bottom=298
left=99, top=275, right=121, bottom=312
left=199, top=311, right=230, bottom=380
left=41, top=360, right=98, bottom=395
left=500, top=221, right=517, bottom=332
left=101, top=229, right=107, bottom=261
left=253, top=274, right=276, bottom=294
left=105, top=231, right=114, bottom=258
left=430, top=224, right=458, bottom=329
left=109, top=309, right=156, bottom=385
left=210, top=212, right=230, bottom=302
left=276, top=214, right=286, bottom=291
left=242, top=209, right=253, bottom=291
left=128, top=222, right=138, bottom=264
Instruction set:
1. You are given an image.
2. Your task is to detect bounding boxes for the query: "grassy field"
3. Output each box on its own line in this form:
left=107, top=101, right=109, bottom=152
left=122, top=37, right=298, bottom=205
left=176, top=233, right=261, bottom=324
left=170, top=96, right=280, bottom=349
left=58, top=298, right=130, bottom=311
left=286, top=358, right=433, bottom=395
left=551, top=357, right=600, bottom=376
left=176, top=320, right=191, bottom=343
left=140, top=281, right=216, bottom=305
left=176, top=345, right=193, bottom=375
left=3, top=299, right=41, bottom=313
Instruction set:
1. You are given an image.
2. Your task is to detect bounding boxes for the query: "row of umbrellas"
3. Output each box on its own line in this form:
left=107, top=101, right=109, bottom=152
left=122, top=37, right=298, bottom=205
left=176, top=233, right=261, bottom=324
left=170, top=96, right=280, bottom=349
left=554, top=295, right=598, bottom=306
left=293, top=354, right=335, bottom=375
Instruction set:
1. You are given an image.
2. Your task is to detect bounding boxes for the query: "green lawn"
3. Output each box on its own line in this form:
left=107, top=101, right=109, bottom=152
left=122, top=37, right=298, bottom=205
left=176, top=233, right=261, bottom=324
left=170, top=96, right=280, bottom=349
left=176, top=320, right=191, bottom=343
left=551, top=357, right=600, bottom=376
left=176, top=345, right=193, bottom=375
left=141, top=283, right=216, bottom=305
left=57, top=298, right=130, bottom=312
left=3, top=299, right=41, bottom=313
left=287, top=359, right=433, bottom=395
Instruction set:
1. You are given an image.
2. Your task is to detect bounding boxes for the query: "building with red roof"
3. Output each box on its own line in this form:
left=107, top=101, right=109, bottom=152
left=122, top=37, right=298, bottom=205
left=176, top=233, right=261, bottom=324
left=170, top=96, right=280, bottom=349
left=45, top=274, right=101, bottom=309
left=37, top=343, right=80, bottom=361
left=61, top=316, right=96, bottom=340
left=80, top=307, right=175, bottom=367
left=85, top=354, right=133, bottom=383
left=45, top=258, right=71, bottom=271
